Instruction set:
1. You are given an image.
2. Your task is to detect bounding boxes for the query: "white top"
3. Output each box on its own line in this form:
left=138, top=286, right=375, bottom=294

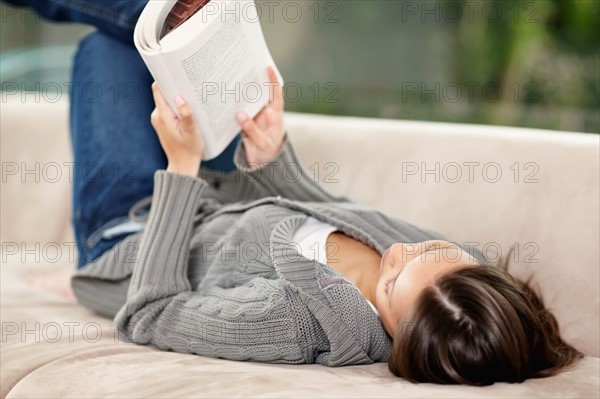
left=292, top=216, right=339, bottom=265
left=292, top=216, right=379, bottom=317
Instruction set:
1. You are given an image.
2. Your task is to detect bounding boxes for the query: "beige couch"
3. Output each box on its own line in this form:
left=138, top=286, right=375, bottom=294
left=1, top=98, right=598, bottom=398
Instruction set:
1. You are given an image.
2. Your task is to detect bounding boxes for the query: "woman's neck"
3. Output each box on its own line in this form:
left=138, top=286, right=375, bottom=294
left=326, top=232, right=381, bottom=304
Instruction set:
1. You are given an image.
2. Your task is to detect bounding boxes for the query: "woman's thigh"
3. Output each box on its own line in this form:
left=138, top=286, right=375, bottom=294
left=70, top=31, right=164, bottom=269
left=3, top=0, right=148, bottom=44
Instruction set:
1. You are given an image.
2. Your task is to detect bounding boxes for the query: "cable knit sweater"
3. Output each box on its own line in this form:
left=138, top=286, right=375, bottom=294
left=71, top=134, right=488, bottom=366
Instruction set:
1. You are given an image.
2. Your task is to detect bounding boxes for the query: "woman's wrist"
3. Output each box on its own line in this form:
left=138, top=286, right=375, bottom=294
left=166, top=159, right=201, bottom=177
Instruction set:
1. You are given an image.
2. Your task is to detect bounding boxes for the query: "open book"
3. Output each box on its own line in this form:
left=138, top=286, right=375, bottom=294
left=134, top=0, right=283, bottom=160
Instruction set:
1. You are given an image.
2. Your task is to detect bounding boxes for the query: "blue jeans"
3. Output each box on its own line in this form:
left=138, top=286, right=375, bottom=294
left=5, top=0, right=242, bottom=268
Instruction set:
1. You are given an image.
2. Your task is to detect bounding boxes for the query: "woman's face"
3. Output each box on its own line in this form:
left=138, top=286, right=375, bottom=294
left=375, top=240, right=480, bottom=336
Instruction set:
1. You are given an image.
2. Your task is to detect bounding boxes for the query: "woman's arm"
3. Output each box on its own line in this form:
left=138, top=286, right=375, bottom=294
left=111, top=169, right=306, bottom=363
left=107, top=78, right=308, bottom=362
left=149, top=82, right=205, bottom=177
left=231, top=133, right=351, bottom=203
left=213, top=66, right=351, bottom=204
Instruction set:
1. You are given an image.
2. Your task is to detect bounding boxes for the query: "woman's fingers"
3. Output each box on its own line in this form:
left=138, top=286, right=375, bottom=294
left=234, top=69, right=285, bottom=166
left=237, top=111, right=272, bottom=149
left=174, top=95, right=195, bottom=134
left=267, top=66, right=284, bottom=111
left=151, top=82, right=197, bottom=139
left=151, top=82, right=176, bottom=121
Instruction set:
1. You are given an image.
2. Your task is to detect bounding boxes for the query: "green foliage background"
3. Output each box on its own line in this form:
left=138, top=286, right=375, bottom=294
left=262, top=0, right=599, bottom=133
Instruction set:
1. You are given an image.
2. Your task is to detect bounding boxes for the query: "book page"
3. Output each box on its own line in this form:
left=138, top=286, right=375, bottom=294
left=179, top=15, right=255, bottom=141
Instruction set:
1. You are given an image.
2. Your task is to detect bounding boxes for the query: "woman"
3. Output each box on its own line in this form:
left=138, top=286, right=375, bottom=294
left=72, top=62, right=584, bottom=385
left=7, top=0, right=583, bottom=385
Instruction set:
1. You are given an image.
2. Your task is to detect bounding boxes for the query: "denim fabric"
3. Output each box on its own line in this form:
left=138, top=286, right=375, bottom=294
left=3, top=0, right=147, bottom=43
left=69, top=31, right=161, bottom=269
left=5, top=0, right=244, bottom=268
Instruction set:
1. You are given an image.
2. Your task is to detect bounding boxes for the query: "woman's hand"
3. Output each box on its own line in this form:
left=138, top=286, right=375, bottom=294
left=150, top=82, right=205, bottom=177
left=236, top=66, right=285, bottom=168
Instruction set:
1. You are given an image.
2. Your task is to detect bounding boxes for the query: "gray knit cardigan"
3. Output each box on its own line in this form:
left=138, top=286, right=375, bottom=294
left=71, top=134, right=487, bottom=366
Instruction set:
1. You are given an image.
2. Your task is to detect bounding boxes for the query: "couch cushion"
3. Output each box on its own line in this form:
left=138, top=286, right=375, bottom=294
left=0, top=99, right=74, bottom=245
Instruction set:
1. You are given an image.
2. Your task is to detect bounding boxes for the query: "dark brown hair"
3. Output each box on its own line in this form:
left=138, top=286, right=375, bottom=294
left=388, top=252, right=584, bottom=385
